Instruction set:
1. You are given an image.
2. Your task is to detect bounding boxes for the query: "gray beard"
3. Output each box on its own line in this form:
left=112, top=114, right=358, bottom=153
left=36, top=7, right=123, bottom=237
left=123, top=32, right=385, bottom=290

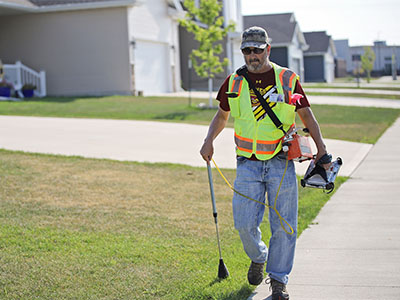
left=247, top=61, right=264, bottom=72
left=245, top=53, right=268, bottom=72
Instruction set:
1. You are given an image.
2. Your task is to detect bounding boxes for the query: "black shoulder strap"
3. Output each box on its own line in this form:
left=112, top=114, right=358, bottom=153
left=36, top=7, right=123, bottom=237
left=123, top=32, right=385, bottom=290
left=236, top=65, right=286, bottom=135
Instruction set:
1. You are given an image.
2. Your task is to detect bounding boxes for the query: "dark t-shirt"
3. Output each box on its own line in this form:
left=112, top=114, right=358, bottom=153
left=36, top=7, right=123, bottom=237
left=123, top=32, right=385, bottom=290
left=217, top=67, right=310, bottom=116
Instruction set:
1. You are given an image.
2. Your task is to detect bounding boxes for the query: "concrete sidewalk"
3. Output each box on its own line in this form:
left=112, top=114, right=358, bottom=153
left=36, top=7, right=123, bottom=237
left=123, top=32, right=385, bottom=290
left=148, top=91, right=400, bottom=109
left=248, top=117, right=400, bottom=300
left=0, top=115, right=370, bottom=177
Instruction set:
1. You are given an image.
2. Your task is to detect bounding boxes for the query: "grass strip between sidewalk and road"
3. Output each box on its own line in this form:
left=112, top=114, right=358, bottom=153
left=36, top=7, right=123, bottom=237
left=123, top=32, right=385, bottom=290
left=0, top=150, right=346, bottom=300
left=306, top=91, right=400, bottom=100
left=1, top=95, right=399, bottom=144
left=303, top=84, right=400, bottom=92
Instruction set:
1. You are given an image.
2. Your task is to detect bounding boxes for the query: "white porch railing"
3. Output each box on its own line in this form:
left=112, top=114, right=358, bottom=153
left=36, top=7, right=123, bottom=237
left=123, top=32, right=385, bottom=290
left=3, top=61, right=46, bottom=97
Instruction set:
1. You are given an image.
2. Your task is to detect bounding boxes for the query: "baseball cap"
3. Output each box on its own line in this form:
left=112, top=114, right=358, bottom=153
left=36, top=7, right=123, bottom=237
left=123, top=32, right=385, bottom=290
left=240, top=26, right=269, bottom=49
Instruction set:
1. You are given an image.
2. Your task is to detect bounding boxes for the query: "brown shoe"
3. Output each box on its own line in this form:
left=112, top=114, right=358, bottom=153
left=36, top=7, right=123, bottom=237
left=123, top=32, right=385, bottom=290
left=247, top=261, right=265, bottom=285
left=266, top=277, right=289, bottom=300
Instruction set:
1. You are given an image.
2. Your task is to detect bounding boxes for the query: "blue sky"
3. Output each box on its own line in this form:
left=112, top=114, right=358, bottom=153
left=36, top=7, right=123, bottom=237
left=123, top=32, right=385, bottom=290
left=241, top=0, right=400, bottom=46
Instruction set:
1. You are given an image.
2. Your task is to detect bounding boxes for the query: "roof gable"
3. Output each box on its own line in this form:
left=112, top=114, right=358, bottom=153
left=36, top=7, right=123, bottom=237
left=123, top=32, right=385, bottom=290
left=0, top=0, right=136, bottom=14
left=243, top=13, right=297, bottom=45
left=1, top=0, right=35, bottom=7
left=28, top=0, right=121, bottom=6
left=304, top=31, right=331, bottom=53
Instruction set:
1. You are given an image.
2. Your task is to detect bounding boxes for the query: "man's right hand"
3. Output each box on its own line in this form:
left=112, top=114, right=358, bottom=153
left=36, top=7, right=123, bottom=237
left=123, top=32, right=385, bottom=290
left=200, top=139, right=213, bottom=163
left=199, top=107, right=230, bottom=163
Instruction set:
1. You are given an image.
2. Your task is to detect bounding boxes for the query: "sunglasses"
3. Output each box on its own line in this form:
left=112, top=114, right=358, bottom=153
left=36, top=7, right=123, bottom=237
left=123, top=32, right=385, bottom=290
left=241, top=47, right=265, bottom=55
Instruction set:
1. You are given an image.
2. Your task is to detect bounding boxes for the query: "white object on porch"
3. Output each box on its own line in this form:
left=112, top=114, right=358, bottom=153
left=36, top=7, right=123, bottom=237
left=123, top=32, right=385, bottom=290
left=3, top=61, right=46, bottom=97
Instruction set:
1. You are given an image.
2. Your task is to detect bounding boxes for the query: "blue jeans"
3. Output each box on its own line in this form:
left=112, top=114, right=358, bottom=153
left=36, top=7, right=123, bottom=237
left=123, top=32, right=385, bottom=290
left=232, top=155, right=298, bottom=284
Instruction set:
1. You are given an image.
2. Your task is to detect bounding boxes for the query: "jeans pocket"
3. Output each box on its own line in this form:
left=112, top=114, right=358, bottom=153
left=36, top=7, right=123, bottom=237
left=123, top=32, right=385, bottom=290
left=275, top=151, right=287, bottom=161
left=237, top=156, right=248, bottom=164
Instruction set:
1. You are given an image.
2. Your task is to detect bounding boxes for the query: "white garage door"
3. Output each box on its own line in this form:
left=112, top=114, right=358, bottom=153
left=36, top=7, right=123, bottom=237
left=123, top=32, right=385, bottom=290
left=134, top=40, right=170, bottom=95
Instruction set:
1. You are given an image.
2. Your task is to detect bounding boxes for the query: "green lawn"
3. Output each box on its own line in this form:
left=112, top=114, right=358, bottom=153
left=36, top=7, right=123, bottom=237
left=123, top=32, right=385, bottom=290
left=1, top=95, right=399, bottom=143
left=0, top=150, right=345, bottom=300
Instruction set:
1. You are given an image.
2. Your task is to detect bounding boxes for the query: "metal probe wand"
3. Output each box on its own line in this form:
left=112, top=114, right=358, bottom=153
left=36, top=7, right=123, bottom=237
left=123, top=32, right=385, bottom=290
left=206, top=161, right=229, bottom=279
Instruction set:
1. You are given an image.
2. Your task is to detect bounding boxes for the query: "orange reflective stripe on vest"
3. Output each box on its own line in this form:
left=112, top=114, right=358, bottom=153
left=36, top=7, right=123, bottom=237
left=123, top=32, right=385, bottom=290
left=256, top=137, right=282, bottom=154
left=230, top=74, right=244, bottom=95
left=235, top=133, right=282, bottom=155
left=234, top=132, right=253, bottom=153
left=280, top=70, right=296, bottom=103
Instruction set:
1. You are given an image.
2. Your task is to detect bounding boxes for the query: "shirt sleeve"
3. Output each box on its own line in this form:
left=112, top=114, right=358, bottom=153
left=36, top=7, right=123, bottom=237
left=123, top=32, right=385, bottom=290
left=294, top=80, right=310, bottom=110
left=216, top=75, right=231, bottom=112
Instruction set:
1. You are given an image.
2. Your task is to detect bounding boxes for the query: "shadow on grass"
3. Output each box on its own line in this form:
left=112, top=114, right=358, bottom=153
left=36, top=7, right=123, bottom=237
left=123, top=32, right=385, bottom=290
left=154, top=112, right=195, bottom=121
left=23, top=96, right=109, bottom=103
left=22, top=97, right=87, bottom=103
left=182, top=282, right=253, bottom=300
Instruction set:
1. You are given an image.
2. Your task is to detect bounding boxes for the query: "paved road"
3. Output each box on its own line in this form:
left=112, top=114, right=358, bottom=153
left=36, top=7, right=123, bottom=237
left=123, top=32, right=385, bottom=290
left=149, top=91, right=400, bottom=109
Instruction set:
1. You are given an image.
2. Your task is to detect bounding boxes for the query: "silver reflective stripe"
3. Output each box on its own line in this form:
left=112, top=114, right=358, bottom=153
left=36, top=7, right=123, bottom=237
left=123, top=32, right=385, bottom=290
left=235, top=135, right=252, bottom=151
left=281, top=70, right=293, bottom=88
left=256, top=142, right=278, bottom=153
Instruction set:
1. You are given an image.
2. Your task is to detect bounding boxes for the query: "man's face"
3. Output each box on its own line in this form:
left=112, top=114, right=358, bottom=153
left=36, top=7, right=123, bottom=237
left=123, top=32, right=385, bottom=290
left=242, top=46, right=270, bottom=73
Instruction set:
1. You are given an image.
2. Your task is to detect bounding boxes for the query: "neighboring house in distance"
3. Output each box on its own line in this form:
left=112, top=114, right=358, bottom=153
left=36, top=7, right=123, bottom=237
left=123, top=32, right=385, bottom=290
left=243, top=13, right=308, bottom=81
left=335, top=39, right=400, bottom=77
left=0, top=0, right=184, bottom=96
left=179, top=0, right=243, bottom=91
left=303, top=31, right=336, bottom=83
left=334, top=39, right=352, bottom=74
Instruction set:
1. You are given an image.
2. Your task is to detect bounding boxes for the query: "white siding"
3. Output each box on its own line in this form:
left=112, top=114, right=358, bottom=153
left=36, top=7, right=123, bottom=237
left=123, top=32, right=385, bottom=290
left=289, top=31, right=305, bottom=80
left=127, top=0, right=181, bottom=94
left=223, top=0, right=243, bottom=74
left=232, top=39, right=245, bottom=71
left=325, top=47, right=335, bottom=83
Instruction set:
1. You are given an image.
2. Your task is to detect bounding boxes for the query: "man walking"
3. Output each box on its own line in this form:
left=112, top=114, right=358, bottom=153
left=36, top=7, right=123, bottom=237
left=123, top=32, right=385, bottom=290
left=200, top=26, right=329, bottom=300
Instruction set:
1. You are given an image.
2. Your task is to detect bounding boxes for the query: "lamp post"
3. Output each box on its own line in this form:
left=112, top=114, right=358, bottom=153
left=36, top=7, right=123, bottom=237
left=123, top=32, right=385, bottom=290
left=188, top=58, right=192, bottom=107
left=392, top=47, right=397, bottom=81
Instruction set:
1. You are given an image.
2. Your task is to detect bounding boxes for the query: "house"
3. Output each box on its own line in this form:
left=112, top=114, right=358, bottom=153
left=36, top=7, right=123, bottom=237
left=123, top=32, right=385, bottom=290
left=335, top=39, right=400, bottom=77
left=333, top=39, right=351, bottom=77
left=178, top=0, right=243, bottom=91
left=334, top=39, right=352, bottom=74
left=349, top=41, right=400, bottom=76
left=303, top=31, right=336, bottom=83
left=0, top=0, right=184, bottom=96
left=243, top=13, right=308, bottom=81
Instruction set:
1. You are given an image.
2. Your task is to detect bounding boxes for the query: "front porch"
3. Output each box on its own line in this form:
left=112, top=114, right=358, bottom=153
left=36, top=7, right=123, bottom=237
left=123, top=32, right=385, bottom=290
left=1, top=61, right=46, bottom=98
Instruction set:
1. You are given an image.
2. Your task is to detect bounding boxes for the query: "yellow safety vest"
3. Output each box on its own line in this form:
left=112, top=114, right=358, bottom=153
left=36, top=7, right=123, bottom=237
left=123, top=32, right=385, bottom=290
left=227, top=63, right=299, bottom=160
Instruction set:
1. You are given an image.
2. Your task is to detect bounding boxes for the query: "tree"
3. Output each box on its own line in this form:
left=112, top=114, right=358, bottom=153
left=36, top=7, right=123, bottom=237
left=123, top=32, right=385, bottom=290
left=352, top=57, right=363, bottom=88
left=180, top=0, right=235, bottom=107
left=361, top=46, right=375, bottom=83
